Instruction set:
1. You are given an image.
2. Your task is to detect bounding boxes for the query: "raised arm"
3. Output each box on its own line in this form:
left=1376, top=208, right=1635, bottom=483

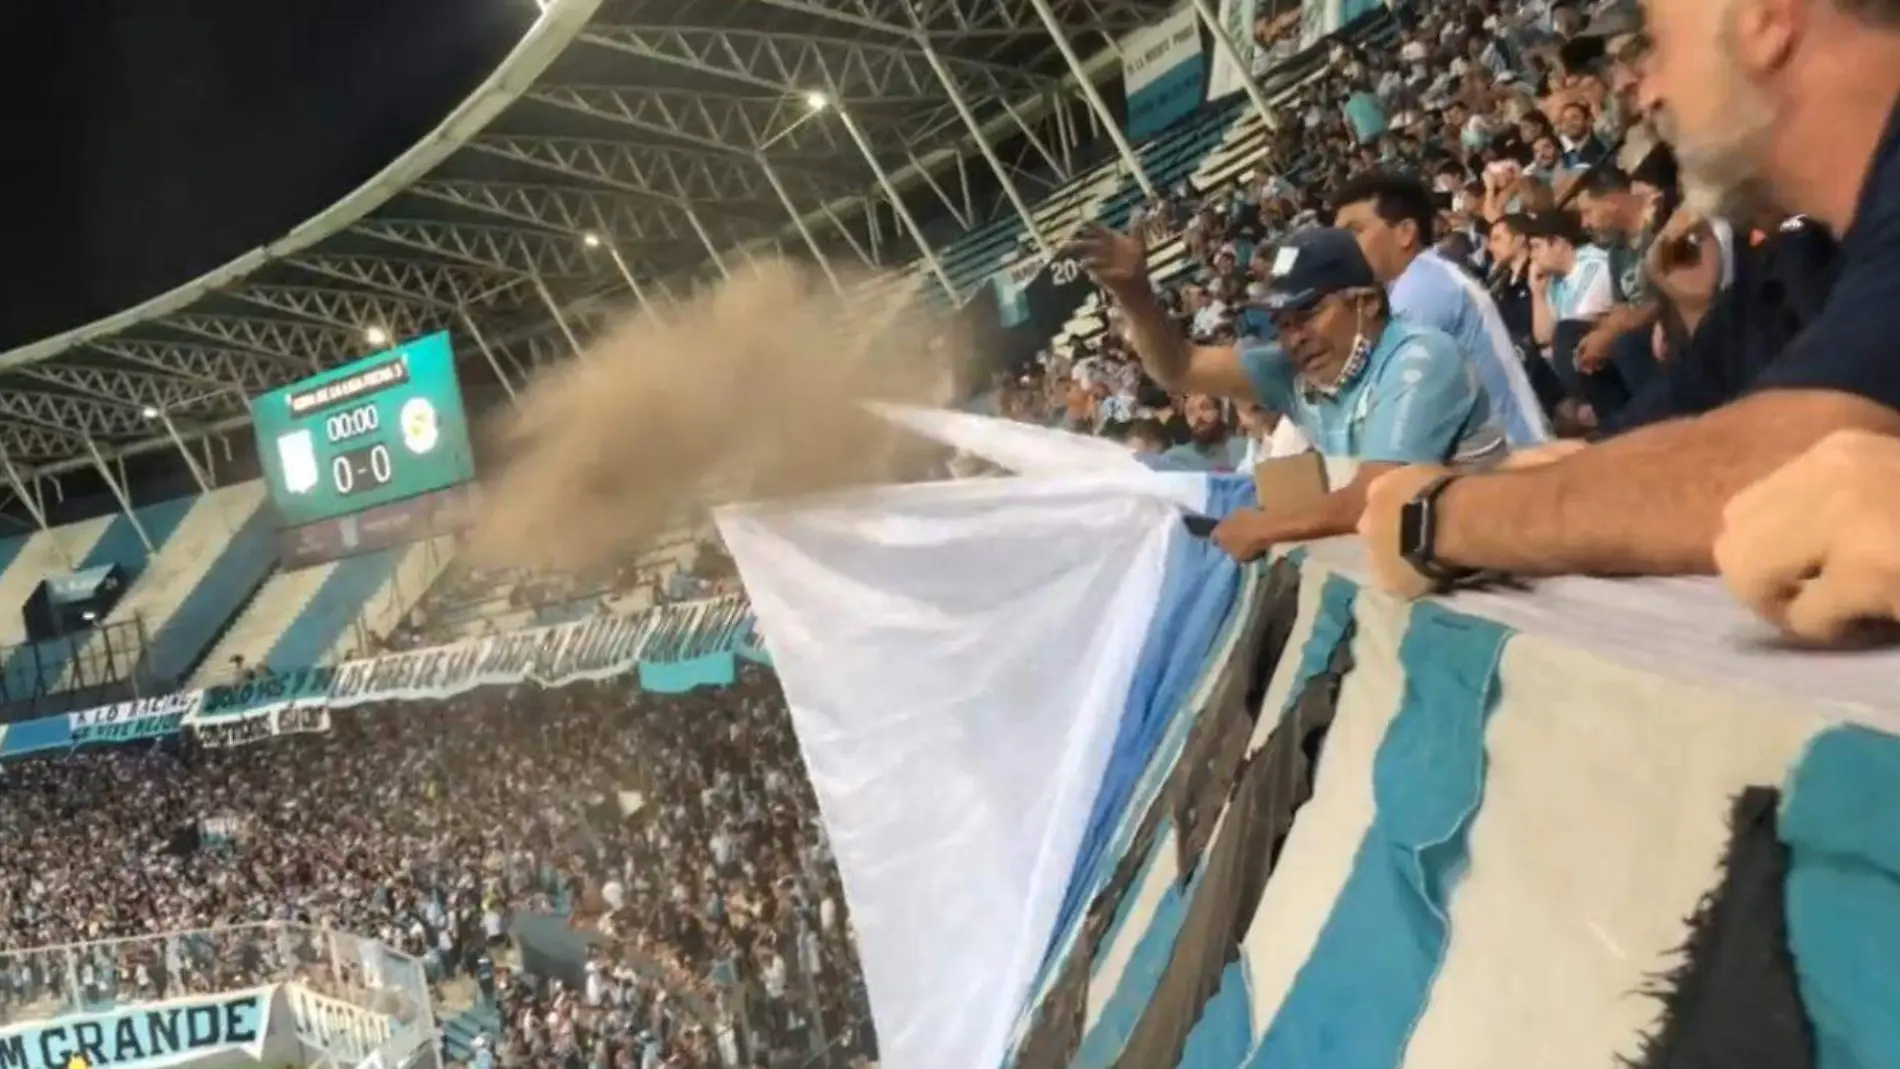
left=1065, top=227, right=1260, bottom=402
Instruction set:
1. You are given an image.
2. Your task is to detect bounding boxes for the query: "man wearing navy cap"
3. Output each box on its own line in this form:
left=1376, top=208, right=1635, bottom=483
left=1067, top=224, right=1505, bottom=562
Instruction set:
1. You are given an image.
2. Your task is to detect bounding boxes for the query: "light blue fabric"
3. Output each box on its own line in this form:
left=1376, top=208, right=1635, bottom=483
left=1074, top=853, right=1206, bottom=1068
left=1781, top=725, right=1900, bottom=1069
left=1546, top=244, right=1614, bottom=320
left=1390, top=252, right=1550, bottom=446
left=1247, top=601, right=1508, bottom=1068
left=1034, top=474, right=1253, bottom=994
left=638, top=651, right=738, bottom=694
left=1240, top=319, right=1508, bottom=467
left=1178, top=961, right=1255, bottom=1069
left=1344, top=92, right=1389, bottom=144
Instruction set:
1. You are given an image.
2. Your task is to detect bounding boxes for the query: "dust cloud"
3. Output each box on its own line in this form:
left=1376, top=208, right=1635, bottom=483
left=462, top=259, right=972, bottom=575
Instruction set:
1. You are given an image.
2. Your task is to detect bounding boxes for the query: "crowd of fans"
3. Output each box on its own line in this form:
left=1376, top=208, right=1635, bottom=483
left=3, top=11, right=1897, bottom=1069
left=1002, top=0, right=1696, bottom=462
left=987, top=0, right=1900, bottom=646
left=0, top=668, right=871, bottom=1068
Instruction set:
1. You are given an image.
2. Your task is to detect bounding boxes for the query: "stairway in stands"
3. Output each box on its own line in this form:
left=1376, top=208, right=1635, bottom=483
left=440, top=998, right=502, bottom=1063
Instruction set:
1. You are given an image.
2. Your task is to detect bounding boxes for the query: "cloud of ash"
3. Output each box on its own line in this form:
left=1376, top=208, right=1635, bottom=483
left=463, top=259, right=973, bottom=575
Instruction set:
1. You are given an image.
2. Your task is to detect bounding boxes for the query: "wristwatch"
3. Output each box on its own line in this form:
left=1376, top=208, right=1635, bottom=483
left=1398, top=474, right=1480, bottom=585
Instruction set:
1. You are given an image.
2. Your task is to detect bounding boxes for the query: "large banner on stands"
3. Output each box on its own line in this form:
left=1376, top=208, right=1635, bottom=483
left=285, top=985, right=393, bottom=1065
left=1298, top=0, right=1344, bottom=49
left=992, top=254, right=1093, bottom=370
left=0, top=987, right=271, bottom=1069
left=1206, top=0, right=1260, bottom=99
left=1121, top=4, right=1205, bottom=140
left=69, top=691, right=201, bottom=745
left=0, top=593, right=763, bottom=759
left=185, top=594, right=759, bottom=742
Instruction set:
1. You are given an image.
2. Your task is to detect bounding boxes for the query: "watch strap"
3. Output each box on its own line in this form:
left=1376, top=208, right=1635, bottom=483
left=1404, top=474, right=1480, bottom=585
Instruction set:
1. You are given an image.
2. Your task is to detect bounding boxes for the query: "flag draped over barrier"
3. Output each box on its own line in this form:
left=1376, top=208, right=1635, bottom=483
left=722, top=406, right=1900, bottom=1069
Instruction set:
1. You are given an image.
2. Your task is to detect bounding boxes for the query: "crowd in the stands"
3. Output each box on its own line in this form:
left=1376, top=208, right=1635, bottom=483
left=0, top=668, right=871, bottom=1068
left=1000, top=0, right=1712, bottom=464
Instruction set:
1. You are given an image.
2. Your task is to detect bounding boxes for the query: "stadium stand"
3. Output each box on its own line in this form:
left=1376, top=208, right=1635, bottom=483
left=11, top=0, right=1900, bottom=1068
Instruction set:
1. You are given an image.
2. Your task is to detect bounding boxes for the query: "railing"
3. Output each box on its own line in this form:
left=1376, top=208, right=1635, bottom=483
left=0, top=922, right=435, bottom=1041
left=0, top=616, right=153, bottom=723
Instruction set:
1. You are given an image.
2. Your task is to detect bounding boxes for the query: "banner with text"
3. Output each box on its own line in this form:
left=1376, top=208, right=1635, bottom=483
left=187, top=595, right=759, bottom=730
left=1206, top=0, right=1261, bottom=100
left=1122, top=5, right=1206, bottom=139
left=69, top=692, right=202, bottom=747
left=0, top=987, right=271, bottom=1069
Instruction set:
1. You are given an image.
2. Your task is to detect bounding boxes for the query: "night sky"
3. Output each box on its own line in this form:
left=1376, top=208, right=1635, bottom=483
left=0, top=0, right=533, bottom=351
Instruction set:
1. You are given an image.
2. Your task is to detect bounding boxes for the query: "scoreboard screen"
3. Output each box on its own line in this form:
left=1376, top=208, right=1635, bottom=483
left=251, top=331, right=477, bottom=567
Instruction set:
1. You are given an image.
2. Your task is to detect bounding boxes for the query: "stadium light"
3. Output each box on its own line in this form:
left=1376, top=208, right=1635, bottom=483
left=364, top=325, right=391, bottom=347
left=804, top=90, right=829, bottom=112
left=140, top=405, right=160, bottom=420
left=582, top=231, right=604, bottom=249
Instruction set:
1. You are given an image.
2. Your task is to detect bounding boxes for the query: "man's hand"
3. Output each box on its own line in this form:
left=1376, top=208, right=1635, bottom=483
left=1714, top=430, right=1900, bottom=645
left=1356, top=465, right=1456, bottom=600
left=1575, top=324, right=1617, bottom=373
left=1210, top=508, right=1277, bottom=562
left=1064, top=226, right=1151, bottom=297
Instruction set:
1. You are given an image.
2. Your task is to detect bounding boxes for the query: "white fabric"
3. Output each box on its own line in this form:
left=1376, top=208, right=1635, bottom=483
left=1240, top=589, right=1414, bottom=1038
left=1300, top=537, right=1900, bottom=729
left=872, top=403, right=1211, bottom=513
left=1404, top=630, right=1824, bottom=1068
left=715, top=474, right=1193, bottom=1069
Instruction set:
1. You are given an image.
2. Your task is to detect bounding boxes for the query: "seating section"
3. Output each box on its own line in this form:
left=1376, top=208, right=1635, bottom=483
left=0, top=515, right=117, bottom=701
left=141, top=488, right=278, bottom=685
left=324, top=536, right=456, bottom=662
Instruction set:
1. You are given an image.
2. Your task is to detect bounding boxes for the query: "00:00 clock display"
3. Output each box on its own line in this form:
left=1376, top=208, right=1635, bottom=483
left=331, top=443, right=394, bottom=495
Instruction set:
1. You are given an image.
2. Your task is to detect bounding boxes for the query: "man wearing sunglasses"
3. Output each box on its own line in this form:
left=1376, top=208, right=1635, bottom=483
left=1067, top=225, right=1505, bottom=562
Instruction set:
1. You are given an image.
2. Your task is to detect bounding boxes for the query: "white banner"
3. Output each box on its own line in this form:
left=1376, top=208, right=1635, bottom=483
left=1206, top=0, right=1261, bottom=99
left=69, top=691, right=201, bottom=745
left=1121, top=4, right=1201, bottom=98
left=286, top=985, right=394, bottom=1065
left=185, top=595, right=757, bottom=737
left=195, top=705, right=333, bottom=750
left=1299, top=0, right=1345, bottom=49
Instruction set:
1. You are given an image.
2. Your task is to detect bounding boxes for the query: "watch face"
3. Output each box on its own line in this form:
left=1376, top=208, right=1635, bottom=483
left=1399, top=499, right=1430, bottom=563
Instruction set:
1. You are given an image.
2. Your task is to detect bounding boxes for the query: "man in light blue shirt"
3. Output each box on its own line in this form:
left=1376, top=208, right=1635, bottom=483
left=1065, top=223, right=1507, bottom=562
left=1331, top=171, right=1553, bottom=447
left=1237, top=237, right=1508, bottom=470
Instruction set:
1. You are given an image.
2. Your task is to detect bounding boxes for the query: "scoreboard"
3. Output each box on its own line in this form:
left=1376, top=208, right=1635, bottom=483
left=250, top=331, right=477, bottom=567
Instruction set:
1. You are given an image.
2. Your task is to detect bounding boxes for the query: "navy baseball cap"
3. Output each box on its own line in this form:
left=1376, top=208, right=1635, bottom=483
left=1256, top=227, right=1379, bottom=313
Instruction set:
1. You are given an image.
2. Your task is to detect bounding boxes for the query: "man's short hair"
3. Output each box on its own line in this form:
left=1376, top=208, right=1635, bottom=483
left=1329, top=170, right=1439, bottom=246
left=1494, top=213, right=1536, bottom=238
left=1523, top=209, right=1589, bottom=247
left=1579, top=165, right=1633, bottom=196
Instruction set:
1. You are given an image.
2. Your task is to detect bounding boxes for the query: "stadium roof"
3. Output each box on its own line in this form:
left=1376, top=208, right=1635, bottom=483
left=2, top=0, right=1168, bottom=479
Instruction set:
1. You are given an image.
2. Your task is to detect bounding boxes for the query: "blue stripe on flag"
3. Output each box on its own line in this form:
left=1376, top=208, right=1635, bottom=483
left=1037, top=475, right=1255, bottom=982
left=1781, top=725, right=1900, bottom=1068
left=1275, top=573, right=1358, bottom=722
left=1178, top=961, right=1255, bottom=1069
left=1248, top=601, right=1508, bottom=1068
left=1075, top=858, right=1206, bottom=1068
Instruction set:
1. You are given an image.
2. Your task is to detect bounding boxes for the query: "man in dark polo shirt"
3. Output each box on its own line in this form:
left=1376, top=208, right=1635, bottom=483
left=1358, top=0, right=1900, bottom=593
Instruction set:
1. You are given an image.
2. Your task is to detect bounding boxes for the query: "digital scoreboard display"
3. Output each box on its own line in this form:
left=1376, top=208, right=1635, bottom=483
left=250, top=331, right=477, bottom=567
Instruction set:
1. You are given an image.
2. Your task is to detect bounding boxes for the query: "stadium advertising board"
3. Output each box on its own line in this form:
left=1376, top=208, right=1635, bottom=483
left=249, top=331, right=476, bottom=567
left=1121, top=4, right=1205, bottom=139
left=0, top=989, right=270, bottom=1069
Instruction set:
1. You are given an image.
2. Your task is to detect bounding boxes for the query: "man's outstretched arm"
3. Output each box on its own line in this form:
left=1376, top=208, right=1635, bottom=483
left=1432, top=389, right=1900, bottom=576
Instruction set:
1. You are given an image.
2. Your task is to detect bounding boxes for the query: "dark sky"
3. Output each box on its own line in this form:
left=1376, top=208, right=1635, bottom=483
left=0, top=0, right=533, bottom=350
